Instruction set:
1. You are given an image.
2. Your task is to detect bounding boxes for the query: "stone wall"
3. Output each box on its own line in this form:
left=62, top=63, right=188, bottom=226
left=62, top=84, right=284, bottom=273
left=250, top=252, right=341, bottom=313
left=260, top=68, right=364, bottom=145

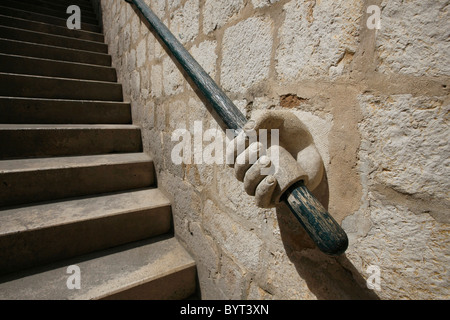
left=95, top=0, right=449, bottom=299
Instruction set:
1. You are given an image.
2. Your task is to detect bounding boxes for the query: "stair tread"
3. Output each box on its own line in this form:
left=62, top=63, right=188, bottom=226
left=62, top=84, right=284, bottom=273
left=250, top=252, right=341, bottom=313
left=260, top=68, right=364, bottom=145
left=0, top=72, right=119, bottom=85
left=0, top=5, right=100, bottom=28
left=0, top=97, right=129, bottom=104
left=0, top=188, right=170, bottom=236
left=0, top=52, right=116, bottom=71
left=0, top=14, right=104, bottom=41
left=0, top=124, right=140, bottom=129
left=0, top=237, right=196, bottom=300
left=0, top=0, right=98, bottom=21
left=0, top=38, right=111, bottom=66
left=0, top=25, right=108, bottom=53
left=0, top=153, right=152, bottom=173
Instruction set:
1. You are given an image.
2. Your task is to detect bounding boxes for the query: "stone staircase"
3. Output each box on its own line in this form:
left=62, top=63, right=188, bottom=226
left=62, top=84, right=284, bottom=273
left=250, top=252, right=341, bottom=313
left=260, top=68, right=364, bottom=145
left=0, top=0, right=196, bottom=299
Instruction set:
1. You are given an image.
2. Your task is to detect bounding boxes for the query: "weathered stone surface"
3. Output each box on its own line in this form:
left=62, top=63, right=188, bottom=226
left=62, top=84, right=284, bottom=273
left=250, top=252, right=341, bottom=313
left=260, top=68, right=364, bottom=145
left=252, top=0, right=280, bottom=9
left=203, top=0, right=244, bottom=35
left=276, top=0, right=362, bottom=80
left=146, top=0, right=166, bottom=20
left=136, top=38, right=147, bottom=68
left=162, top=56, right=185, bottom=96
left=344, top=196, right=450, bottom=300
left=377, top=0, right=450, bottom=76
left=203, top=199, right=263, bottom=273
left=151, top=64, right=163, bottom=98
left=358, top=94, right=450, bottom=202
left=221, top=17, right=273, bottom=93
left=190, top=40, right=218, bottom=79
left=169, top=0, right=199, bottom=44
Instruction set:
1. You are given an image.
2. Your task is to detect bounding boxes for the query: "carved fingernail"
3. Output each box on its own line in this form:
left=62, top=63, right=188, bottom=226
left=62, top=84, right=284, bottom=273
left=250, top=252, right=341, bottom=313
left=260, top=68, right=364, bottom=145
left=250, top=143, right=260, bottom=152
left=259, top=156, right=271, bottom=167
left=266, top=176, right=275, bottom=185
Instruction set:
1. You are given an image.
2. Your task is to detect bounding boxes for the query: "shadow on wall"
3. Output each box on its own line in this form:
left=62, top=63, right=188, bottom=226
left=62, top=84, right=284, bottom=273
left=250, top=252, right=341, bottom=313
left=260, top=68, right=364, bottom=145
left=276, top=174, right=379, bottom=300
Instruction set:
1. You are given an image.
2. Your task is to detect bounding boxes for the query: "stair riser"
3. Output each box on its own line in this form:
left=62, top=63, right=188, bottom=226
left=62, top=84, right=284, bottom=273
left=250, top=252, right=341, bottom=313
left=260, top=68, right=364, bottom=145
left=0, top=0, right=98, bottom=22
left=0, top=26, right=107, bottom=54
left=0, top=207, right=172, bottom=276
left=0, top=99, right=131, bottom=124
left=11, top=0, right=95, bottom=13
left=0, top=162, right=155, bottom=207
left=0, top=74, right=123, bottom=101
left=0, top=128, right=142, bottom=159
left=0, top=39, right=111, bottom=66
left=0, top=15, right=104, bottom=42
left=102, top=266, right=197, bottom=300
left=0, top=6, right=100, bottom=33
left=0, top=54, right=116, bottom=82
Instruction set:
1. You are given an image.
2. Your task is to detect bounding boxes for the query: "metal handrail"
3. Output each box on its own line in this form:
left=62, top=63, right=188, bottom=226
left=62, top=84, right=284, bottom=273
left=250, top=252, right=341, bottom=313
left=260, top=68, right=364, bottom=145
left=124, top=0, right=348, bottom=256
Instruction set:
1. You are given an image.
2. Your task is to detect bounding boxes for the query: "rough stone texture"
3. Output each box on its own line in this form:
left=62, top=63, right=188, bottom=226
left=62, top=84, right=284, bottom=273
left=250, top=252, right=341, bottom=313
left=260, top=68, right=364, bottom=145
left=377, top=0, right=450, bottom=77
left=169, top=0, right=200, bottom=44
left=358, top=95, right=450, bottom=203
left=252, top=0, right=280, bottom=9
left=221, top=17, right=273, bottom=94
left=190, top=40, right=218, bottom=79
left=203, top=0, right=245, bottom=35
left=97, top=0, right=450, bottom=300
left=276, top=0, right=362, bottom=80
left=341, top=94, right=450, bottom=299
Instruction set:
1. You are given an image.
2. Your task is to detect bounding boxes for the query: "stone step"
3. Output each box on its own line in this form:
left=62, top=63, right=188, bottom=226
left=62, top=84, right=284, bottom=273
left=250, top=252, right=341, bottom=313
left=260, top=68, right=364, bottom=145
left=0, top=153, right=155, bottom=207
left=0, top=97, right=131, bottom=124
left=0, top=188, right=172, bottom=275
left=36, top=0, right=94, bottom=9
left=0, top=53, right=116, bottom=82
left=12, top=0, right=95, bottom=13
left=0, top=6, right=100, bottom=33
left=0, top=124, right=142, bottom=159
left=0, top=14, right=104, bottom=42
left=0, top=38, right=111, bottom=66
left=0, top=25, right=107, bottom=53
left=0, top=0, right=98, bottom=22
left=0, top=237, right=196, bottom=300
left=0, top=73, right=123, bottom=101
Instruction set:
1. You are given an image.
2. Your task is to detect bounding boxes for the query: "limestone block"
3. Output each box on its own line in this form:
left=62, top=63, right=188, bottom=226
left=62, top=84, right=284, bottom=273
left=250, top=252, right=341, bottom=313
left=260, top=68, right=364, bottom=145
left=126, top=48, right=136, bottom=73
left=358, top=94, right=450, bottom=201
left=190, top=40, right=218, bottom=79
left=151, top=64, right=163, bottom=98
left=203, top=0, right=244, bottom=35
left=221, top=17, right=273, bottom=93
left=144, top=0, right=166, bottom=20
left=216, top=254, right=249, bottom=299
left=168, top=0, right=181, bottom=11
left=136, top=38, right=147, bottom=68
left=377, top=0, right=450, bottom=76
left=203, top=199, right=263, bottom=273
left=163, top=56, right=185, bottom=96
left=276, top=0, right=362, bottom=80
left=170, top=0, right=199, bottom=44
left=130, top=70, right=140, bottom=100
left=252, top=0, right=280, bottom=9
left=131, top=14, right=140, bottom=44
left=345, top=196, right=450, bottom=299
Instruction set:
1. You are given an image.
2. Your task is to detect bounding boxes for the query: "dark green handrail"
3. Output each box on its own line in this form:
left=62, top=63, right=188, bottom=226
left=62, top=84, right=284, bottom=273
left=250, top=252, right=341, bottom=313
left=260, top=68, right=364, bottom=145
left=124, top=0, right=348, bottom=256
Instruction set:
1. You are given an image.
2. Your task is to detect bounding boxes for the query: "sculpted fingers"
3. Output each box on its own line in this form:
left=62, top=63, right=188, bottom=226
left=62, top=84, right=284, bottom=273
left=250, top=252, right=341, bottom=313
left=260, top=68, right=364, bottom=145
left=255, top=176, right=277, bottom=208
left=243, top=155, right=272, bottom=196
left=234, top=142, right=265, bottom=181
